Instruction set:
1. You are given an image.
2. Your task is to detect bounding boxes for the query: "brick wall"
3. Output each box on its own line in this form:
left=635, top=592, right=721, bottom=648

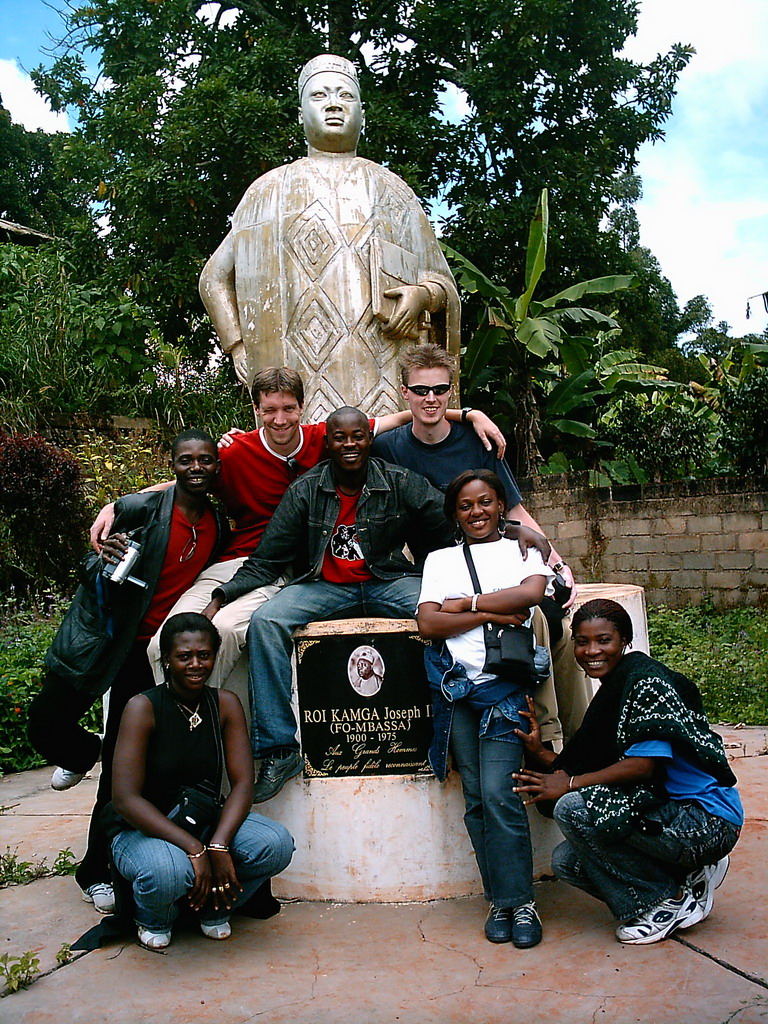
left=519, top=475, right=768, bottom=608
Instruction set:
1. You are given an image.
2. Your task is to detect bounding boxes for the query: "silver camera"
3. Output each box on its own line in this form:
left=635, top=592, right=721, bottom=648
left=102, top=539, right=148, bottom=589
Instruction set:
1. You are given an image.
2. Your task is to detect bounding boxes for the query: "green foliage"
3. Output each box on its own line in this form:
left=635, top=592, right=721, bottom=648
left=0, top=434, right=90, bottom=599
left=55, top=943, right=73, bottom=966
left=67, top=430, right=169, bottom=511
left=0, top=101, right=75, bottom=235
left=0, top=244, right=153, bottom=431
left=603, top=392, right=719, bottom=482
left=0, top=844, right=78, bottom=887
left=648, top=604, right=768, bottom=725
left=0, top=950, right=41, bottom=993
left=445, top=190, right=673, bottom=483
left=0, top=598, right=102, bottom=774
left=720, top=367, right=768, bottom=477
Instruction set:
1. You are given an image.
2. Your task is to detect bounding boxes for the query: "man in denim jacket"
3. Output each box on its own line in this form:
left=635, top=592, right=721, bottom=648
left=203, top=406, right=454, bottom=801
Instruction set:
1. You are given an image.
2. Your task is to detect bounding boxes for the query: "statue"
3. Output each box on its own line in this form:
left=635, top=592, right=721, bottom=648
left=199, top=54, right=460, bottom=419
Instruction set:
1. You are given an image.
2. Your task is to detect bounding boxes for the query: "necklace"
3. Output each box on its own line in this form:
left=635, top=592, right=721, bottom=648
left=172, top=695, right=203, bottom=731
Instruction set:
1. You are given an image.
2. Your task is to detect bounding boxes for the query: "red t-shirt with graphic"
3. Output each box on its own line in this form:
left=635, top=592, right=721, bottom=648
left=321, top=489, right=373, bottom=583
left=136, top=504, right=218, bottom=640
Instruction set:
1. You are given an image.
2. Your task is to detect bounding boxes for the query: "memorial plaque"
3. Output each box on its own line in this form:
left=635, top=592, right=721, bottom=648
left=294, top=622, right=434, bottom=778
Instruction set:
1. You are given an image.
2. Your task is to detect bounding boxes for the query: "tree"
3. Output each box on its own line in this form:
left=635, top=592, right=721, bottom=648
left=33, top=0, right=693, bottom=358
left=0, top=101, right=75, bottom=234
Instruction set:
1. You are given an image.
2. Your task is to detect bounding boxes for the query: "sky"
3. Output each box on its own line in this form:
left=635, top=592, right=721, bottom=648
left=1, top=0, right=767, bottom=339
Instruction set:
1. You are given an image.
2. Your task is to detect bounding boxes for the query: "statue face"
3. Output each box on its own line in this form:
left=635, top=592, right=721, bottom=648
left=300, top=71, right=363, bottom=153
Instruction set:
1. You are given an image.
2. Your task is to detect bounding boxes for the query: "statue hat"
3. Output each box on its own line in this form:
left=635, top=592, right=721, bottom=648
left=298, top=54, right=359, bottom=98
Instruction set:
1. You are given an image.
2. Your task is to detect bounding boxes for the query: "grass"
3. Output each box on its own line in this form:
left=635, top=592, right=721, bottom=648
left=647, top=602, right=768, bottom=725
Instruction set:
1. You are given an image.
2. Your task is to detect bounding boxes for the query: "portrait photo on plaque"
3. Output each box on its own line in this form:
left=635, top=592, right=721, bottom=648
left=348, top=645, right=385, bottom=696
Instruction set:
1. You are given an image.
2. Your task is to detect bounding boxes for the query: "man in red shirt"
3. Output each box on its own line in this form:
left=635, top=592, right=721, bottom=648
left=90, top=368, right=505, bottom=690
left=30, top=430, right=227, bottom=911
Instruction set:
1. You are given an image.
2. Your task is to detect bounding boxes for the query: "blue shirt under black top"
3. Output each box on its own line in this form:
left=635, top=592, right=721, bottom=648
left=371, top=422, right=522, bottom=506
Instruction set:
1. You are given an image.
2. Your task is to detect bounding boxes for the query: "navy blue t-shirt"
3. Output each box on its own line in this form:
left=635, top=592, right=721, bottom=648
left=371, top=422, right=522, bottom=506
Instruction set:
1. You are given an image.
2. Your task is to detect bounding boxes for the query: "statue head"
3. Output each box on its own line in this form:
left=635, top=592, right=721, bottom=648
left=298, top=54, right=364, bottom=154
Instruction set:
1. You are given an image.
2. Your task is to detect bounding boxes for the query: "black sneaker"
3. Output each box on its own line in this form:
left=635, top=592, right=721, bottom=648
left=511, top=902, right=542, bottom=948
left=253, top=750, right=304, bottom=803
left=484, top=904, right=513, bottom=943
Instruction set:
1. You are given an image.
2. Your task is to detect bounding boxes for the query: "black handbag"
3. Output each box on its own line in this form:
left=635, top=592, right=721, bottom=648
left=167, top=779, right=223, bottom=844
left=462, top=544, right=546, bottom=685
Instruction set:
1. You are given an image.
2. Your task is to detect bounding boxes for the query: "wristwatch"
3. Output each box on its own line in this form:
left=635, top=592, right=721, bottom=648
left=460, top=407, right=473, bottom=423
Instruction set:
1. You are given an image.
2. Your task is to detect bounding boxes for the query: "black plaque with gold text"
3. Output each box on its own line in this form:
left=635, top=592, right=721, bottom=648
left=295, top=626, right=433, bottom=778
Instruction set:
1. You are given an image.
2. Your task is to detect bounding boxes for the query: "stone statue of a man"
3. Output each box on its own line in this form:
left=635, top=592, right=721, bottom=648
left=199, top=54, right=460, bottom=419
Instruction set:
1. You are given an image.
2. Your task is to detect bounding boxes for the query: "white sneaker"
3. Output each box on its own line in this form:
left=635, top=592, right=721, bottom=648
left=138, top=926, right=172, bottom=950
left=51, top=767, right=86, bottom=791
left=684, top=855, right=730, bottom=925
left=200, top=921, right=232, bottom=940
left=616, top=888, right=701, bottom=944
left=82, top=882, right=115, bottom=914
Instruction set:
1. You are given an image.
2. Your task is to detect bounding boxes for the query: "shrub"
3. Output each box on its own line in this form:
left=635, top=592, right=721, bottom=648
left=720, top=368, right=768, bottom=476
left=65, top=430, right=170, bottom=512
left=0, top=597, right=101, bottom=775
left=603, top=394, right=716, bottom=482
left=647, top=603, right=768, bottom=725
left=0, top=434, right=89, bottom=599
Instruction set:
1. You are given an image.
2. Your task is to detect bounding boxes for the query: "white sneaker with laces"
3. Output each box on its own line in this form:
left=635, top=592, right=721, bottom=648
left=51, top=767, right=86, bottom=791
left=82, top=882, right=115, bottom=915
left=616, top=888, right=701, bottom=944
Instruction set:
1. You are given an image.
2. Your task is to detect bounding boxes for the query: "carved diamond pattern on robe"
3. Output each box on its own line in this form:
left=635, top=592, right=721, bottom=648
left=287, top=289, right=349, bottom=369
left=285, top=200, right=344, bottom=282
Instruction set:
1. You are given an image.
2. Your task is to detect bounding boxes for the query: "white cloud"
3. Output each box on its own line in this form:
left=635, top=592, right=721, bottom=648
left=0, top=58, right=69, bottom=132
left=626, top=0, right=768, bottom=337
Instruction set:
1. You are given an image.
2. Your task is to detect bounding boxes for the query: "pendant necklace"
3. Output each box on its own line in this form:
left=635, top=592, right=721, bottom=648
left=170, top=691, right=203, bottom=731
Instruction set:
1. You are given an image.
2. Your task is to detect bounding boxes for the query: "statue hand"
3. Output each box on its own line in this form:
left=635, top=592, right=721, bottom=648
left=229, top=340, right=249, bottom=385
left=382, top=285, right=430, bottom=339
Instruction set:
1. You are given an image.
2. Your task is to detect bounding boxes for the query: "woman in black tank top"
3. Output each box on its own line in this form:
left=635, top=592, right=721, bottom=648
left=110, top=612, right=294, bottom=951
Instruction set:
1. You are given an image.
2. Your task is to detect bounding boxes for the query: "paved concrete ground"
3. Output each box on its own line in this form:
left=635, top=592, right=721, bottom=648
left=1, top=727, right=766, bottom=1024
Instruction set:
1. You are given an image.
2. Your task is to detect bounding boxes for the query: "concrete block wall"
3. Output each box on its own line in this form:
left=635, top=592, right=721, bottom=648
left=519, top=475, right=768, bottom=608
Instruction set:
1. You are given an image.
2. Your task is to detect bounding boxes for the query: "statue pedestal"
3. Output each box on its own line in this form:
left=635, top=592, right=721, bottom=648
left=223, top=584, right=648, bottom=904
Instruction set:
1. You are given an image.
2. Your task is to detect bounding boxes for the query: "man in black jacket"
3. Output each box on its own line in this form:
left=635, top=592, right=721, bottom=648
left=28, top=429, right=228, bottom=912
left=204, top=407, right=454, bottom=802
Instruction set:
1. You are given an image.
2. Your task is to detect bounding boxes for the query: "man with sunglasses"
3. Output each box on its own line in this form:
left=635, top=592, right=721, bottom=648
left=372, top=344, right=591, bottom=747
left=29, top=429, right=227, bottom=913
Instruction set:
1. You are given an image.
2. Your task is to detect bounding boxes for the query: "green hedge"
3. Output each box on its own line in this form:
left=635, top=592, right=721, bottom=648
left=0, top=600, right=101, bottom=775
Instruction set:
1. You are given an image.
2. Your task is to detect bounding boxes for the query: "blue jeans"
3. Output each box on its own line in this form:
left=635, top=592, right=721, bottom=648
left=450, top=700, right=534, bottom=908
left=112, top=813, right=294, bottom=931
left=247, top=576, right=422, bottom=758
left=552, top=791, right=740, bottom=921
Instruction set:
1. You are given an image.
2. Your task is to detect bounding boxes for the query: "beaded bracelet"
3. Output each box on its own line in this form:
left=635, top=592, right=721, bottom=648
left=188, top=846, right=207, bottom=860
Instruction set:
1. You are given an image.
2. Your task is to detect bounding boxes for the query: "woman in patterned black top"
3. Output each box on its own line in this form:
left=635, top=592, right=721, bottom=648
left=512, top=598, right=742, bottom=946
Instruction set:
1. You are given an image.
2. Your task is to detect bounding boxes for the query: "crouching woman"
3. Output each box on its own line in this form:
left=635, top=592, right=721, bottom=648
left=109, top=612, right=294, bottom=950
left=513, top=598, right=742, bottom=945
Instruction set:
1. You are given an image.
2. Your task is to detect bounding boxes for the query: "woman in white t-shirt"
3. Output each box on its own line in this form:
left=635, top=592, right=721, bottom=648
left=417, top=469, right=553, bottom=950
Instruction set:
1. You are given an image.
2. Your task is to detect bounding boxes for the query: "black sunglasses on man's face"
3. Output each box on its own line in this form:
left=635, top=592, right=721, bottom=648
left=405, top=383, right=451, bottom=397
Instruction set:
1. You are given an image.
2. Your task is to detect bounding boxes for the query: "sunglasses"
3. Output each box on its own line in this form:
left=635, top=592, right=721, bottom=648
left=179, top=525, right=198, bottom=563
left=405, top=383, right=451, bottom=397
